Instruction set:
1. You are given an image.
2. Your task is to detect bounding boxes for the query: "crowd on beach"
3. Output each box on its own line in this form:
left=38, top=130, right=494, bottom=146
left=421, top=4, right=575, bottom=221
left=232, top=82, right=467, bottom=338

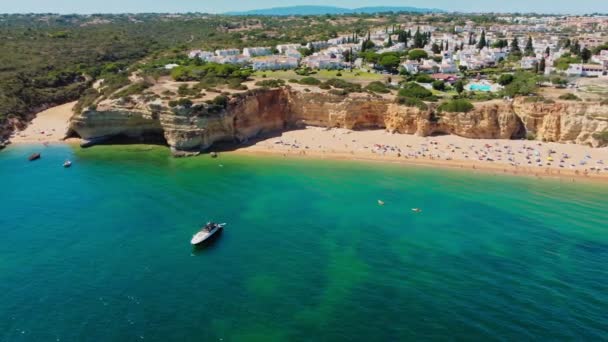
left=245, top=127, right=608, bottom=179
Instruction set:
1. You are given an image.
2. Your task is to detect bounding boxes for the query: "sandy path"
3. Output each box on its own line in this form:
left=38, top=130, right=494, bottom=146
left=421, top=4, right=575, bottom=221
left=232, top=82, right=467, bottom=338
left=10, top=102, right=76, bottom=144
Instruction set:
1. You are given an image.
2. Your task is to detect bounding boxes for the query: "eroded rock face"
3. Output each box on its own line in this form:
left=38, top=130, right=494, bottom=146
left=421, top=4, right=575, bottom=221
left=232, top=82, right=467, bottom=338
left=69, top=88, right=608, bottom=155
left=514, top=99, right=608, bottom=147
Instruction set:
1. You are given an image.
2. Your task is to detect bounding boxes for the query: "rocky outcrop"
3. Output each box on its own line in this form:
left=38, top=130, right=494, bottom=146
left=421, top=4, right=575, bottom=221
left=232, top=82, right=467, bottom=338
left=514, top=99, right=608, bottom=147
left=69, top=87, right=608, bottom=155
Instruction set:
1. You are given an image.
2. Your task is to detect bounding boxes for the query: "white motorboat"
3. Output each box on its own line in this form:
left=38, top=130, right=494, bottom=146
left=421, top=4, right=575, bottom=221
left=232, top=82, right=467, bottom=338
left=190, top=222, right=226, bottom=245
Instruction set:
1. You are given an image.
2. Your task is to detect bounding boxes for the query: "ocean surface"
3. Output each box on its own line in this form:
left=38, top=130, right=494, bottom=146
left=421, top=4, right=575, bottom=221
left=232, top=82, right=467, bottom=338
left=1, top=144, right=607, bottom=341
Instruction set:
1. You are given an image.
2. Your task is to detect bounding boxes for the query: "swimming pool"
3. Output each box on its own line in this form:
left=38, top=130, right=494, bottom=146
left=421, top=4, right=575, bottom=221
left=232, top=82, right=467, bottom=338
left=468, top=83, right=492, bottom=92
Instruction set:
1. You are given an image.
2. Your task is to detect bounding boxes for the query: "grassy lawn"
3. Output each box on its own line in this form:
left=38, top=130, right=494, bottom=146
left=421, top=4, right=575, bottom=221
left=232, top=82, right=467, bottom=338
left=252, top=69, right=391, bottom=83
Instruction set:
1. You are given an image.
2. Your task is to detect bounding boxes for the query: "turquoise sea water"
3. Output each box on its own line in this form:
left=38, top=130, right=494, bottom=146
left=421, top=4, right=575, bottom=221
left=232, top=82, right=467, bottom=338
left=1, top=144, right=607, bottom=341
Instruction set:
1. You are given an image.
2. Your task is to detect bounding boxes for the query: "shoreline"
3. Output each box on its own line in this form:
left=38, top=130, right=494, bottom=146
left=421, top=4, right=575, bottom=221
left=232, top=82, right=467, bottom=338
left=9, top=136, right=608, bottom=183
left=228, top=148, right=608, bottom=183
left=6, top=100, right=607, bottom=183
left=8, top=102, right=76, bottom=145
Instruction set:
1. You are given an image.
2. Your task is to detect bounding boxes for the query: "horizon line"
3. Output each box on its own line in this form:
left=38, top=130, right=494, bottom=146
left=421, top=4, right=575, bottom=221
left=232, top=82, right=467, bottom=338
left=2, top=10, right=607, bottom=15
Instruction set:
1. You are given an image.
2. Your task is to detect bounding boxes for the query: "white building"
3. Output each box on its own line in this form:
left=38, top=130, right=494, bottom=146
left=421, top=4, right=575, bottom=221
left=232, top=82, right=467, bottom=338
left=243, top=47, right=272, bottom=57
left=215, top=49, right=240, bottom=57
left=378, top=43, right=406, bottom=54
left=567, top=64, right=605, bottom=77
left=302, top=55, right=345, bottom=70
left=401, top=61, right=420, bottom=74
left=521, top=56, right=539, bottom=69
left=189, top=50, right=215, bottom=61
left=252, top=56, right=299, bottom=71
left=276, top=44, right=302, bottom=54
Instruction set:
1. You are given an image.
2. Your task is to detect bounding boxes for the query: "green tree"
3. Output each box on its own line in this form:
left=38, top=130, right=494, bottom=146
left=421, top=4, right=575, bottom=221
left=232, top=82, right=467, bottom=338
left=413, top=27, right=425, bottom=48
left=454, top=80, right=464, bottom=94
left=408, top=49, right=428, bottom=61
left=477, top=30, right=487, bottom=49
left=524, top=36, right=534, bottom=56
left=511, top=38, right=521, bottom=53
left=378, top=54, right=401, bottom=72
left=432, top=80, right=446, bottom=91
left=581, top=48, right=592, bottom=63
left=571, top=40, right=581, bottom=56
left=431, top=43, right=441, bottom=54
left=498, top=74, right=515, bottom=86
left=538, top=57, right=546, bottom=74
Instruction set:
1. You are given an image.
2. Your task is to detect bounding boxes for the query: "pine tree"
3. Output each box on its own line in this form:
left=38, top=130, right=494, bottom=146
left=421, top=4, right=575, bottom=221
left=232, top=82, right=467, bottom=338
left=477, top=30, right=487, bottom=49
left=539, top=57, right=546, bottom=73
left=571, top=40, right=581, bottom=55
left=386, top=35, right=393, bottom=47
left=511, top=38, right=521, bottom=53
left=581, top=47, right=592, bottom=63
left=524, top=36, right=534, bottom=56
left=432, top=43, right=440, bottom=54
left=414, top=27, right=424, bottom=48
left=455, top=80, right=464, bottom=94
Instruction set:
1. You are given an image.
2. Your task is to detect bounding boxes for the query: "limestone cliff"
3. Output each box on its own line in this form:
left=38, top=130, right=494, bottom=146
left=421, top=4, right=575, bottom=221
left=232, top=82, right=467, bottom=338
left=514, top=99, right=608, bottom=147
left=69, top=88, right=608, bottom=155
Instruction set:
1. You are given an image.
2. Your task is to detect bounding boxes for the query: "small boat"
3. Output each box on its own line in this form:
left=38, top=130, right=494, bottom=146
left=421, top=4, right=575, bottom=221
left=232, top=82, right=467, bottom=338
left=63, top=160, right=72, bottom=168
left=412, top=208, right=422, bottom=213
left=28, top=153, right=41, bottom=161
left=191, top=222, right=226, bottom=245
left=378, top=200, right=385, bottom=206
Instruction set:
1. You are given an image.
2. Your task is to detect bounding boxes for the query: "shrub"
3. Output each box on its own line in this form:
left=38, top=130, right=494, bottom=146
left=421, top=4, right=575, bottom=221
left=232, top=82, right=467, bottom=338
left=227, top=79, right=247, bottom=90
left=336, top=72, right=342, bottom=77
left=168, top=98, right=193, bottom=108
left=288, top=79, right=300, bottom=83
left=396, top=96, right=428, bottom=110
left=497, top=74, right=514, bottom=86
left=324, top=78, right=361, bottom=93
left=592, top=130, right=608, bottom=144
left=298, top=77, right=321, bottom=86
left=365, top=81, right=390, bottom=94
left=319, top=83, right=331, bottom=90
left=415, top=74, right=434, bottom=83
left=255, top=79, right=285, bottom=88
left=432, top=80, right=446, bottom=91
left=526, top=131, right=537, bottom=140
left=437, top=99, right=474, bottom=113
left=600, top=100, right=608, bottom=106
left=504, top=71, right=539, bottom=97
left=212, top=95, right=229, bottom=108
left=398, top=83, right=435, bottom=100
left=558, top=93, right=581, bottom=101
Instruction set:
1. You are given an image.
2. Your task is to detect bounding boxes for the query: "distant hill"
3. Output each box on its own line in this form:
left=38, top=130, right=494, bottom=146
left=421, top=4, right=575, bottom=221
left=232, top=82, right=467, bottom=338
left=226, top=5, right=444, bottom=16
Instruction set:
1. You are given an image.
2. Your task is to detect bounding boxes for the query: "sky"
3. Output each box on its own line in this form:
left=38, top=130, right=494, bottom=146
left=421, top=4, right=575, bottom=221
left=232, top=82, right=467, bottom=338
left=2, top=0, right=608, bottom=14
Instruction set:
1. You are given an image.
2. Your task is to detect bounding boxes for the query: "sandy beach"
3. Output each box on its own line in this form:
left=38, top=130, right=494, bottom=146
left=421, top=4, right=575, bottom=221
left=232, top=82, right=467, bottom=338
left=234, top=126, right=608, bottom=182
left=8, top=102, right=608, bottom=182
left=9, top=102, right=76, bottom=144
